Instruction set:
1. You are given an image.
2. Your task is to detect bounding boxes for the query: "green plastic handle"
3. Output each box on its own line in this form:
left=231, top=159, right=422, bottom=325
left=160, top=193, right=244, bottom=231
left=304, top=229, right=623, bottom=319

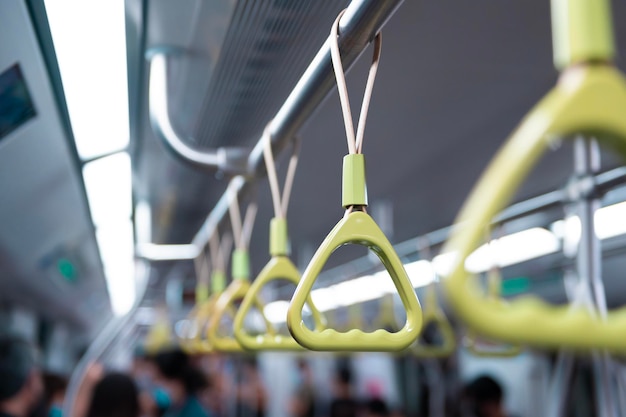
left=195, top=283, right=209, bottom=305
left=465, top=330, right=522, bottom=358
left=212, top=271, right=226, bottom=294
left=551, top=0, right=614, bottom=70
left=207, top=279, right=274, bottom=352
left=346, top=303, right=364, bottom=332
left=374, top=293, right=399, bottom=331
left=232, top=249, right=250, bottom=281
left=412, top=284, right=456, bottom=358
left=180, top=296, right=217, bottom=354
left=234, top=256, right=326, bottom=351
left=464, top=269, right=521, bottom=357
left=287, top=211, right=423, bottom=352
left=442, top=65, right=626, bottom=352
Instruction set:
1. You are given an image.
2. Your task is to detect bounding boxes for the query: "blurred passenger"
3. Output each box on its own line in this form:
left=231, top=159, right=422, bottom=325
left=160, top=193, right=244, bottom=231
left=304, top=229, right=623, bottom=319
left=289, top=359, right=316, bottom=417
left=388, top=409, right=405, bottom=417
left=236, top=358, right=267, bottom=417
left=73, top=363, right=105, bottom=417
left=41, top=374, right=67, bottom=417
left=464, top=375, right=509, bottom=417
left=130, top=348, right=170, bottom=417
left=328, top=367, right=357, bottom=417
left=153, top=349, right=211, bottom=417
left=86, top=373, right=139, bottom=417
left=0, top=334, right=44, bottom=417
left=362, top=399, right=389, bottom=417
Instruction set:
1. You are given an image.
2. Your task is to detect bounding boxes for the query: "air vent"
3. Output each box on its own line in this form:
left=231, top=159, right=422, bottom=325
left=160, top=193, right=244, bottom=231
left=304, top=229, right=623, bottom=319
left=191, top=0, right=350, bottom=148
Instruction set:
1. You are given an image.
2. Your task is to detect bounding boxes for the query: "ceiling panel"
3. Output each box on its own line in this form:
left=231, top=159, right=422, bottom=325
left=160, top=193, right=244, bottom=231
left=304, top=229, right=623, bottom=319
left=0, top=1, right=112, bottom=330
left=130, top=0, right=626, bottom=291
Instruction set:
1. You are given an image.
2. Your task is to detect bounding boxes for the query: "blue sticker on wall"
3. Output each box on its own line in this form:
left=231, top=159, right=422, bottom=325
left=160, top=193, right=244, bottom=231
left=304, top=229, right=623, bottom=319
left=0, top=63, right=37, bottom=140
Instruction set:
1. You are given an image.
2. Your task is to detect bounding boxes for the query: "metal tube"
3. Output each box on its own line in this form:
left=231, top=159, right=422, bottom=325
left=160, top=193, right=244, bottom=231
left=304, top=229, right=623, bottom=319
left=140, top=0, right=626, bottom=266
left=147, top=51, right=250, bottom=175
left=63, top=263, right=151, bottom=417
left=573, top=138, right=616, bottom=417
left=546, top=351, right=576, bottom=417
left=189, top=0, right=405, bottom=250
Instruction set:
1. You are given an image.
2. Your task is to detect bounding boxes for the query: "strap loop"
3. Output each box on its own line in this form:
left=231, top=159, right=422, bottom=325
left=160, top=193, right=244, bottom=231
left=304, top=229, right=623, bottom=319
left=208, top=231, right=232, bottom=274
left=228, top=188, right=258, bottom=251
left=193, top=247, right=210, bottom=303
left=330, top=9, right=382, bottom=155
left=262, top=125, right=300, bottom=219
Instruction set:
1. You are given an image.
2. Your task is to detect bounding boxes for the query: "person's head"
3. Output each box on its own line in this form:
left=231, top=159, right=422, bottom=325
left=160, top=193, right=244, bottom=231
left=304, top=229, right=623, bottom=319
left=86, top=373, right=139, bottom=417
left=465, top=375, right=505, bottom=417
left=0, top=334, right=43, bottom=417
left=296, top=358, right=312, bottom=382
left=363, top=398, right=390, bottom=417
left=152, top=349, right=208, bottom=405
left=333, top=367, right=352, bottom=397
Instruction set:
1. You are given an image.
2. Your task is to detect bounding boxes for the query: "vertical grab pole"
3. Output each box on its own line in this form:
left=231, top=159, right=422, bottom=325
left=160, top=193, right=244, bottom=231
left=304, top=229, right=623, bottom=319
left=573, top=138, right=616, bottom=417
left=546, top=350, right=576, bottom=417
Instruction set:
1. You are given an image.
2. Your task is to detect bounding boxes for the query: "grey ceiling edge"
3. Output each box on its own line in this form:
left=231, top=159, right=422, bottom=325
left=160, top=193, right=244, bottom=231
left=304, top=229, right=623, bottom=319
left=24, top=0, right=109, bottom=310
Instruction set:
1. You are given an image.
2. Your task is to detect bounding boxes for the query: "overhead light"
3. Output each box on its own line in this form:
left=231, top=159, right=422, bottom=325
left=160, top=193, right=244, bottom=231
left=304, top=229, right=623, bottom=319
left=290, top=262, right=437, bottom=318
left=264, top=301, right=290, bottom=325
left=44, top=0, right=129, bottom=159
left=83, top=152, right=132, bottom=227
left=433, top=252, right=457, bottom=277
left=135, top=201, right=152, bottom=244
left=594, top=201, right=626, bottom=239
left=331, top=275, right=392, bottom=308
left=403, top=260, right=436, bottom=287
left=83, top=152, right=135, bottom=315
left=310, top=287, right=341, bottom=312
left=96, top=220, right=135, bottom=316
left=135, top=243, right=199, bottom=261
left=465, top=228, right=560, bottom=273
left=551, top=201, right=626, bottom=245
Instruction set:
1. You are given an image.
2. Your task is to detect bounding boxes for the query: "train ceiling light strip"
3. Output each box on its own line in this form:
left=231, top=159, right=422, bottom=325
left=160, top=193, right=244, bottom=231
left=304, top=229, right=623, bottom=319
left=44, top=0, right=129, bottom=160
left=82, top=152, right=135, bottom=316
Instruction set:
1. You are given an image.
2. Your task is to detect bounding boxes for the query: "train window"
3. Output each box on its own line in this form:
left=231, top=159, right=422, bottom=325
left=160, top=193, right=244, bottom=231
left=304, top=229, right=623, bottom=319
left=0, top=64, right=36, bottom=140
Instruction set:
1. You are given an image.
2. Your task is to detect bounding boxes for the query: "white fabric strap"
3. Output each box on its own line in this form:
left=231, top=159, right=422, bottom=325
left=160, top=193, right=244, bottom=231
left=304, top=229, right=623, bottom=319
left=194, top=248, right=210, bottom=286
left=330, top=9, right=382, bottom=155
left=229, top=190, right=258, bottom=250
left=263, top=125, right=300, bottom=218
left=209, top=232, right=232, bottom=273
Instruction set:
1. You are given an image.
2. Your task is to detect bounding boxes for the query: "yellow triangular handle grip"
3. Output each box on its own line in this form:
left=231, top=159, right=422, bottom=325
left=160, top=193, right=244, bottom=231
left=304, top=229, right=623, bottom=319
left=345, top=303, right=364, bottom=332
left=412, top=314, right=456, bottom=358
left=463, top=270, right=521, bottom=357
left=374, top=294, right=399, bottom=331
left=287, top=211, right=423, bottom=351
left=207, top=279, right=273, bottom=352
left=443, top=65, right=626, bottom=352
left=465, top=330, right=522, bottom=358
left=192, top=296, right=221, bottom=353
left=412, top=285, right=456, bottom=358
left=180, top=297, right=217, bottom=354
left=145, top=317, right=173, bottom=354
left=234, top=256, right=325, bottom=351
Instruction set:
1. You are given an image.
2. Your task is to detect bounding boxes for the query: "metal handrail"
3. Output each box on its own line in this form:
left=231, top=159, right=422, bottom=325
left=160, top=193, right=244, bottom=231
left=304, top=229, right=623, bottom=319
left=62, top=262, right=151, bottom=417
left=141, top=0, right=406, bottom=255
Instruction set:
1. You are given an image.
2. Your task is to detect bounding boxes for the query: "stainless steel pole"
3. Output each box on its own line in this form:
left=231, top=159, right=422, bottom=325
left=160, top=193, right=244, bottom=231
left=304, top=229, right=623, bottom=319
left=189, top=0, right=406, bottom=249
left=573, top=138, right=616, bottom=417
